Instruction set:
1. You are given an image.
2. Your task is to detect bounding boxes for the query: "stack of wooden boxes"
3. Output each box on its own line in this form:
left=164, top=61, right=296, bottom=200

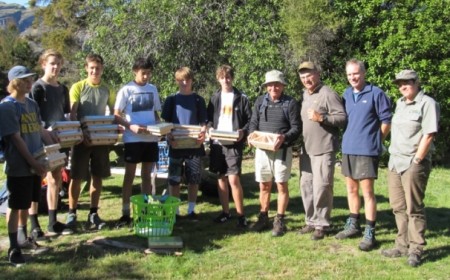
left=170, top=124, right=203, bottom=149
left=50, top=121, right=82, bottom=148
left=81, top=115, right=119, bottom=146
left=33, top=144, right=67, bottom=172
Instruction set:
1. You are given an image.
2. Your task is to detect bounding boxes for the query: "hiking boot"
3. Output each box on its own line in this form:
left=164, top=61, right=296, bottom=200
left=298, top=225, right=315, bottom=235
left=214, top=212, right=232, bottom=223
left=8, top=248, right=25, bottom=267
left=31, top=227, right=47, bottom=241
left=19, top=237, right=50, bottom=254
left=186, top=212, right=199, bottom=222
left=88, top=213, right=107, bottom=230
left=236, top=216, right=248, bottom=228
left=407, top=253, right=421, bottom=267
left=381, top=247, right=408, bottom=258
left=359, top=226, right=376, bottom=251
left=249, top=213, right=270, bottom=232
left=272, top=216, right=287, bottom=237
left=47, top=221, right=73, bottom=236
left=66, top=213, right=77, bottom=230
left=335, top=217, right=362, bottom=239
left=115, top=215, right=132, bottom=228
left=311, top=228, right=325, bottom=240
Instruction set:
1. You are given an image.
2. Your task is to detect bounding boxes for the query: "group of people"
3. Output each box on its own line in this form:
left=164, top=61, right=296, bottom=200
left=0, top=50, right=439, bottom=269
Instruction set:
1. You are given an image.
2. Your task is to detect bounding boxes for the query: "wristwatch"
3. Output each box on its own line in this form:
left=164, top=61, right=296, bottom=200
left=413, top=157, right=422, bottom=164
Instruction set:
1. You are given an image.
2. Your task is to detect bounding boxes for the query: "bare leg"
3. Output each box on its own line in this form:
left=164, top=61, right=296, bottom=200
left=217, top=175, right=230, bottom=213
left=276, top=182, right=289, bottom=215
left=259, top=182, right=272, bottom=212
left=346, top=177, right=361, bottom=214
left=228, top=174, right=245, bottom=216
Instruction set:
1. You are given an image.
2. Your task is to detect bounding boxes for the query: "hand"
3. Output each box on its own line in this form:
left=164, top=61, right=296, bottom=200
left=129, top=124, right=142, bottom=134
left=236, top=129, right=244, bottom=142
left=167, top=133, right=177, bottom=148
left=274, top=134, right=285, bottom=150
left=82, top=130, right=91, bottom=146
left=247, top=133, right=254, bottom=148
left=197, top=130, right=206, bottom=144
left=31, top=160, right=47, bottom=177
left=307, top=109, right=323, bottom=122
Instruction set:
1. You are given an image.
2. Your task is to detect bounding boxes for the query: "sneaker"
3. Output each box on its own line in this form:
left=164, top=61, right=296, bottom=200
left=115, top=215, right=132, bottom=228
left=249, top=213, right=270, bottom=232
left=335, top=217, right=362, bottom=239
left=236, top=216, right=248, bottom=228
left=407, top=253, right=421, bottom=267
left=381, top=247, right=408, bottom=258
left=214, top=212, right=232, bottom=223
left=8, top=248, right=25, bottom=267
left=19, top=237, right=50, bottom=254
left=311, top=229, right=325, bottom=240
left=186, top=212, right=199, bottom=222
left=66, top=213, right=77, bottom=230
left=359, top=226, right=376, bottom=251
left=31, top=227, right=47, bottom=241
left=47, top=221, right=73, bottom=236
left=272, top=216, right=287, bottom=237
left=298, top=225, right=315, bottom=235
left=88, top=213, right=107, bottom=230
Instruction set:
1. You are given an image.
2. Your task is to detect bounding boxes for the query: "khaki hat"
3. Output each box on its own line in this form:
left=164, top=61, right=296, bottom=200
left=297, top=61, right=318, bottom=72
left=262, top=70, right=287, bottom=86
left=393, top=69, right=418, bottom=83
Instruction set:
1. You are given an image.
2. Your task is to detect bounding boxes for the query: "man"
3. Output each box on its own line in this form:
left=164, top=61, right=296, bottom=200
left=66, top=54, right=115, bottom=230
left=207, top=65, right=252, bottom=228
left=297, top=61, right=346, bottom=240
left=248, top=70, right=301, bottom=237
left=336, top=59, right=392, bottom=251
left=113, top=57, right=161, bottom=228
left=161, top=67, right=207, bottom=220
left=382, top=70, right=439, bottom=267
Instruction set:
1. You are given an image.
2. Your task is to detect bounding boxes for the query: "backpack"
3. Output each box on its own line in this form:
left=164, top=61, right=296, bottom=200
left=0, top=96, right=22, bottom=155
left=258, top=93, right=291, bottom=122
left=0, top=181, right=8, bottom=215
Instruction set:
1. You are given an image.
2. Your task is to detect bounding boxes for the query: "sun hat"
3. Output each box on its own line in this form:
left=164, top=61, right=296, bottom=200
left=8, top=65, right=36, bottom=81
left=262, top=70, right=287, bottom=86
left=393, top=69, right=418, bottom=83
left=297, top=61, right=319, bottom=72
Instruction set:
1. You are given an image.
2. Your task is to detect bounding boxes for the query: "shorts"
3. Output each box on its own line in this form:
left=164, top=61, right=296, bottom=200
left=7, top=175, right=41, bottom=210
left=341, top=154, right=379, bottom=180
left=209, top=143, right=242, bottom=176
left=168, top=156, right=202, bottom=186
left=70, top=143, right=111, bottom=180
left=124, top=142, right=159, bottom=163
left=255, top=147, right=292, bottom=183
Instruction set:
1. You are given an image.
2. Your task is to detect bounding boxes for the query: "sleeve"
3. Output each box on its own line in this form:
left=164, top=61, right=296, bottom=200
left=114, top=86, right=127, bottom=112
left=108, top=88, right=116, bottom=110
left=198, top=96, right=208, bottom=125
left=376, top=90, right=392, bottom=124
left=0, top=103, right=20, bottom=137
left=154, top=88, right=162, bottom=112
left=69, top=81, right=83, bottom=104
left=422, top=97, right=440, bottom=135
left=283, top=99, right=301, bottom=145
left=241, top=95, right=252, bottom=134
left=248, top=96, right=263, bottom=133
left=323, top=91, right=347, bottom=128
left=161, top=95, right=173, bottom=122
left=30, top=83, right=44, bottom=106
left=206, top=95, right=215, bottom=128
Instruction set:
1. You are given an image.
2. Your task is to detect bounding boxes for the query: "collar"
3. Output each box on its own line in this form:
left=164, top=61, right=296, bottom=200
left=400, top=90, right=425, bottom=104
left=307, top=83, right=323, bottom=95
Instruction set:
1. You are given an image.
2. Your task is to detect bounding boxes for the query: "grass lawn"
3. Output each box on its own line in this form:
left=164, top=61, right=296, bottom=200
left=0, top=156, right=449, bottom=279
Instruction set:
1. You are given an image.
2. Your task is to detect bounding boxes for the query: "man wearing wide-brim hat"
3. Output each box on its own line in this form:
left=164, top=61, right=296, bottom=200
left=382, top=69, right=440, bottom=267
left=248, top=69, right=301, bottom=237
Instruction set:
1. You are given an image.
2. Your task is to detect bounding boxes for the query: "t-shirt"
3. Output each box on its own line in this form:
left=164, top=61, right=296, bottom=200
left=216, top=91, right=234, bottom=145
left=70, top=79, right=115, bottom=119
left=115, top=81, right=161, bottom=143
left=0, top=97, right=43, bottom=176
left=30, top=79, right=70, bottom=128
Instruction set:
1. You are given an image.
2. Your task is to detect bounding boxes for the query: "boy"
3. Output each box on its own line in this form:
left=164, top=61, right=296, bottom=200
left=161, top=67, right=207, bottom=220
left=207, top=65, right=251, bottom=228
left=113, top=57, right=162, bottom=227
left=66, top=54, right=115, bottom=230
left=0, top=66, right=55, bottom=266
left=30, top=49, right=73, bottom=236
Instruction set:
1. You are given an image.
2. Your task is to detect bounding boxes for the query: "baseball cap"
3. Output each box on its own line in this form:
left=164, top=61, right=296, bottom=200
left=8, top=65, right=36, bottom=81
left=297, top=61, right=319, bottom=72
left=393, top=69, right=418, bottom=83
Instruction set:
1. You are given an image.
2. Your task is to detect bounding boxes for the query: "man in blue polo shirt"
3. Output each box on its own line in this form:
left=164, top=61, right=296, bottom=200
left=335, top=59, right=392, bottom=251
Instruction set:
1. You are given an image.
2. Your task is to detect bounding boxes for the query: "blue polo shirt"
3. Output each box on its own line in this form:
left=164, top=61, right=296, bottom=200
left=342, top=83, right=392, bottom=156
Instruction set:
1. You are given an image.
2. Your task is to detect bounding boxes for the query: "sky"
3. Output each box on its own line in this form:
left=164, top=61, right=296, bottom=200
left=1, top=0, right=30, bottom=7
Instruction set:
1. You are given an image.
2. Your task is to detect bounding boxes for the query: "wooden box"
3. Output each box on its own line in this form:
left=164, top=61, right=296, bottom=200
left=50, top=121, right=81, bottom=131
left=80, top=115, right=115, bottom=126
left=57, top=130, right=83, bottom=148
left=146, top=123, right=174, bottom=136
left=171, top=124, right=202, bottom=149
left=248, top=131, right=278, bottom=151
left=33, top=144, right=67, bottom=172
left=209, top=130, right=239, bottom=142
left=85, top=124, right=120, bottom=134
left=88, top=133, right=119, bottom=146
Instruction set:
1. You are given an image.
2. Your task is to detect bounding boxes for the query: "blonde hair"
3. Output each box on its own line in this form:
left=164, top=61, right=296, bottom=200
left=175, top=67, right=194, bottom=81
left=216, top=64, right=234, bottom=80
left=39, top=49, right=64, bottom=65
left=7, top=78, right=26, bottom=93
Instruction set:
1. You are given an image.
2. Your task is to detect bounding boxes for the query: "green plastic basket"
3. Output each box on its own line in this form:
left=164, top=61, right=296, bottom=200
left=130, top=195, right=180, bottom=237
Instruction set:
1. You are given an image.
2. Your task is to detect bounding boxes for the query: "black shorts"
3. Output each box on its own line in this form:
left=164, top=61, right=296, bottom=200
left=341, top=154, right=379, bottom=180
left=124, top=142, right=159, bottom=163
left=209, top=143, right=242, bottom=176
left=7, top=175, right=41, bottom=210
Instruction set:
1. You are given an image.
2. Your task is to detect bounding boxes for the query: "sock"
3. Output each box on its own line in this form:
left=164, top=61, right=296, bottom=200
left=17, top=226, right=27, bottom=244
left=349, top=213, right=360, bottom=220
left=48, top=210, right=57, bottom=226
left=89, top=207, right=98, bottom=215
left=187, top=202, right=196, bottom=214
left=176, top=207, right=180, bottom=215
left=366, top=220, right=376, bottom=228
left=29, top=214, right=40, bottom=230
left=276, top=213, right=285, bottom=219
left=260, top=211, right=268, bottom=217
left=69, top=208, right=77, bottom=215
left=122, top=203, right=130, bottom=217
left=9, top=232, right=19, bottom=249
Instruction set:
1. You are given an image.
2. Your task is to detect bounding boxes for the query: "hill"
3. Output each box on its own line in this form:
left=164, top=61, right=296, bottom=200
left=0, top=1, right=34, bottom=33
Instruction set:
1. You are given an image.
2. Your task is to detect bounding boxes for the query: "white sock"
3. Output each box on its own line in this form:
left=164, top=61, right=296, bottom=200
left=187, top=202, right=196, bottom=214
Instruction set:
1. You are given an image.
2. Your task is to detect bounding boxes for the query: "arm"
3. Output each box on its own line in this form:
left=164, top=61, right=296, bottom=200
left=282, top=99, right=301, bottom=145
left=69, top=102, right=79, bottom=121
left=381, top=123, right=391, bottom=141
left=413, top=133, right=435, bottom=164
left=9, top=133, right=46, bottom=177
left=41, top=127, right=57, bottom=145
left=206, top=96, right=215, bottom=130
